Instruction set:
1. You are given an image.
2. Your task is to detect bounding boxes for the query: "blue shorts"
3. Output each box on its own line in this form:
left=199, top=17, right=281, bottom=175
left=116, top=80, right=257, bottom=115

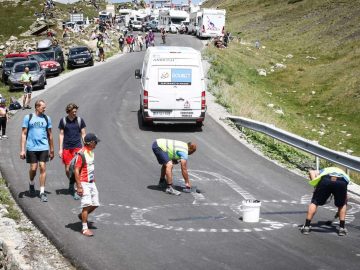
left=152, top=141, right=170, bottom=165
left=311, top=175, right=348, bottom=207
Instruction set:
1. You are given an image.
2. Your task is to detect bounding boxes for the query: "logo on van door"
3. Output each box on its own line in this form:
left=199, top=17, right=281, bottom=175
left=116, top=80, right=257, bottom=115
left=158, top=68, right=192, bottom=85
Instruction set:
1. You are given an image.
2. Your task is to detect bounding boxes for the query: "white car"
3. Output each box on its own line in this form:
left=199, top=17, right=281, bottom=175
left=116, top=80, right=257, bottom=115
left=131, top=21, right=143, bottom=31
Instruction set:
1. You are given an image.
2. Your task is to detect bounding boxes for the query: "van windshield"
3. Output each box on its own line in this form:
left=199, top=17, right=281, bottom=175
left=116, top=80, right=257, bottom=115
left=171, top=18, right=185, bottom=24
left=70, top=47, right=89, bottom=55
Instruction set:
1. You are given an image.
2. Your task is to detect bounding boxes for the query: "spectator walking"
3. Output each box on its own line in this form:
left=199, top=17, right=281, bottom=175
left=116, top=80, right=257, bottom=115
left=0, top=98, right=9, bottom=139
left=74, top=133, right=101, bottom=237
left=137, top=33, right=144, bottom=51
left=20, top=67, right=33, bottom=110
left=97, top=36, right=105, bottom=62
left=118, top=33, right=125, bottom=52
left=20, top=100, right=54, bottom=202
left=145, top=32, right=150, bottom=49
left=148, top=29, right=155, bottom=46
left=152, top=139, right=197, bottom=195
left=301, top=167, right=350, bottom=236
left=58, top=103, right=86, bottom=199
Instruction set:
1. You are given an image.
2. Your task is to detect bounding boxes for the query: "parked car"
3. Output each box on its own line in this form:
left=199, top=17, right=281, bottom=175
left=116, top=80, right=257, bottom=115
left=0, top=57, right=27, bottom=84
left=67, top=46, right=94, bottom=69
left=37, top=39, right=65, bottom=70
left=28, top=52, right=62, bottom=76
left=8, top=60, right=46, bottom=91
left=5, top=52, right=62, bottom=76
left=131, top=20, right=143, bottom=31
left=149, top=20, right=159, bottom=32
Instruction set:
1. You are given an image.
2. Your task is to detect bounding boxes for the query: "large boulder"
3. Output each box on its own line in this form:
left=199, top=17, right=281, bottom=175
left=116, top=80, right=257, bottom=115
left=9, top=35, right=18, bottom=41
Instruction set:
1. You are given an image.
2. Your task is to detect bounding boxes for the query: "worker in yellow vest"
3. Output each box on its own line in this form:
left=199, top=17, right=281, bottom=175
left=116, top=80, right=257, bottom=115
left=152, top=139, right=197, bottom=196
left=301, top=167, right=350, bottom=236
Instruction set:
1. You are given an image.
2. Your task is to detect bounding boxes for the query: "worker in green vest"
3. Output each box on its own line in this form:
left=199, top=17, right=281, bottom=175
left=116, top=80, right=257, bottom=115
left=301, top=167, right=350, bottom=236
left=152, top=139, right=197, bottom=196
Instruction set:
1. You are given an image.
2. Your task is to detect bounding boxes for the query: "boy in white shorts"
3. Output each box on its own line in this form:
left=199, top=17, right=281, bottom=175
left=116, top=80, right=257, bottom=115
left=74, top=133, right=100, bottom=237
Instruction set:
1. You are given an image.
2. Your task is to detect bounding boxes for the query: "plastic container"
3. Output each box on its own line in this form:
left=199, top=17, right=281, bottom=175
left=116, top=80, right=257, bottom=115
left=241, top=200, right=261, bottom=223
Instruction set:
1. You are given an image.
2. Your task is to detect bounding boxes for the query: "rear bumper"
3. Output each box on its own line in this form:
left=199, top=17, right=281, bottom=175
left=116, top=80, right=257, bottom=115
left=44, top=67, right=62, bottom=75
left=143, top=110, right=205, bottom=124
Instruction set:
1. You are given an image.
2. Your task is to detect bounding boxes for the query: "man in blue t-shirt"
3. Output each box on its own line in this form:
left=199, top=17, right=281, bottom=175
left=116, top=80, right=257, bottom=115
left=20, top=100, right=54, bottom=202
left=58, top=103, right=86, bottom=199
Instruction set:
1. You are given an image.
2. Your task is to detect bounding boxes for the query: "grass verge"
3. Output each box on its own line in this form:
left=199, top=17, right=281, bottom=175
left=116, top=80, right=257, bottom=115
left=0, top=178, right=21, bottom=222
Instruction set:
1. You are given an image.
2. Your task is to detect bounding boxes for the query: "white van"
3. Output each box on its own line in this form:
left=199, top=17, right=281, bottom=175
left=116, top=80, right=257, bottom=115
left=193, top=8, right=226, bottom=38
left=135, top=46, right=206, bottom=126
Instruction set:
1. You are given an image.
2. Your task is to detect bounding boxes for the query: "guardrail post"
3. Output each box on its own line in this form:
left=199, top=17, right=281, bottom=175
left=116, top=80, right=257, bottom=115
left=315, top=156, right=320, bottom=170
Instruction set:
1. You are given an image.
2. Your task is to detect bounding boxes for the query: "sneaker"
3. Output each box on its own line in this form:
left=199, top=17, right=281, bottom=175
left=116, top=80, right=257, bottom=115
left=165, top=186, right=181, bottom=196
left=2, top=135, right=7, bottom=139
left=300, top=225, right=311, bottom=235
left=338, top=227, right=348, bottom=236
left=26, top=105, right=32, bottom=109
left=82, top=229, right=94, bottom=237
left=29, top=184, right=36, bottom=196
left=158, top=178, right=167, bottom=189
left=40, top=193, right=48, bottom=202
left=73, top=192, right=80, bottom=200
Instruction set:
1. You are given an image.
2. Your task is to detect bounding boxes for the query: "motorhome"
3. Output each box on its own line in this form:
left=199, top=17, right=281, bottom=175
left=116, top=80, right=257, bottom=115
left=135, top=46, right=206, bottom=126
left=189, top=8, right=226, bottom=38
left=158, top=9, right=189, bottom=33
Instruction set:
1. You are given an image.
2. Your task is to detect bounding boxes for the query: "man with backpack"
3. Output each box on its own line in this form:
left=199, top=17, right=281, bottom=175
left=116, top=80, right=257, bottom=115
left=20, top=100, right=54, bottom=202
left=58, top=103, right=86, bottom=200
left=73, top=133, right=100, bottom=237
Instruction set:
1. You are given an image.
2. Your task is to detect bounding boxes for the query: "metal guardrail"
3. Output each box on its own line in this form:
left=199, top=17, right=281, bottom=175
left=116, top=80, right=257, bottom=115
left=227, top=116, right=360, bottom=173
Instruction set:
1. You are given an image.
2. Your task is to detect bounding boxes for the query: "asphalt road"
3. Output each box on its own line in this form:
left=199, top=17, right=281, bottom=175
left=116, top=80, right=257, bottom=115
left=1, top=33, right=360, bottom=270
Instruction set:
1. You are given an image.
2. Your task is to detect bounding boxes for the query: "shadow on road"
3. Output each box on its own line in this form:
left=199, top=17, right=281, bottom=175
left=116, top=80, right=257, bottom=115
left=55, top=188, right=72, bottom=196
left=65, top=221, right=97, bottom=233
left=18, top=190, right=51, bottom=199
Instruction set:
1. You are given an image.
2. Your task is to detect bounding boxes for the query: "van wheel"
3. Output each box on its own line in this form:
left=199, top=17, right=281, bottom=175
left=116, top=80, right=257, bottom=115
left=195, top=122, right=203, bottom=128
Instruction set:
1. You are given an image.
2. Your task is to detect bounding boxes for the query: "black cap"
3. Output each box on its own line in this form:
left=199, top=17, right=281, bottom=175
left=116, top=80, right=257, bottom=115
left=84, top=133, right=100, bottom=144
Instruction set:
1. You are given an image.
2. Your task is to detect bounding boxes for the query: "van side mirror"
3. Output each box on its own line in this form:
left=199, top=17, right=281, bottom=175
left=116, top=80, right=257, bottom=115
left=135, top=69, right=141, bottom=79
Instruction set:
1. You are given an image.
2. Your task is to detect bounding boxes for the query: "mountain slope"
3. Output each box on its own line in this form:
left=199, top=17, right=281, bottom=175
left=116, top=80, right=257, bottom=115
left=203, top=0, right=360, bottom=156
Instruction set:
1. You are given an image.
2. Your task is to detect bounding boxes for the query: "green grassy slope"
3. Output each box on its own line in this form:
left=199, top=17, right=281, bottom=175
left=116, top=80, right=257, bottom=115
left=203, top=0, right=360, bottom=156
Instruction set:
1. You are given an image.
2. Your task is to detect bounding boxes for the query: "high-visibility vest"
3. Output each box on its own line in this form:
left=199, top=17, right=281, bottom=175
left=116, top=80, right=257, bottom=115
left=308, top=167, right=350, bottom=187
left=156, top=139, right=188, bottom=160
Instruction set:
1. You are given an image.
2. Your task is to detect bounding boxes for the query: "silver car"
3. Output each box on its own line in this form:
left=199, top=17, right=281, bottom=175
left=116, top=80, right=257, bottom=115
left=8, top=60, right=46, bottom=91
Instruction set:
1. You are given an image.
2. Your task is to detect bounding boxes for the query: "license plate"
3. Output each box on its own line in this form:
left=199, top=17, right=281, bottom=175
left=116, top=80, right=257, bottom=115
left=77, top=60, right=84, bottom=64
left=152, top=111, right=171, bottom=116
left=50, top=68, right=57, bottom=71
left=180, top=111, right=193, bottom=117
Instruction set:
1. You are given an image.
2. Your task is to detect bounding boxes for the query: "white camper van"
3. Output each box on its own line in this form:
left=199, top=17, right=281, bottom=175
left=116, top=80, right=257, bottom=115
left=191, top=8, right=226, bottom=38
left=135, top=46, right=206, bottom=126
left=158, top=10, right=189, bottom=33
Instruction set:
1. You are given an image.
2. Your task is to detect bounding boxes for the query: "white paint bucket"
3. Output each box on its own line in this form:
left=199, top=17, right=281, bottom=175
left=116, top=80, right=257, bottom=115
left=241, top=200, right=261, bottom=223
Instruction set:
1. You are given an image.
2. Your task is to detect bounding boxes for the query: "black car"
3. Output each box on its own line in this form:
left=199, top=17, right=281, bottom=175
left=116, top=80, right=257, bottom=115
left=67, top=46, right=94, bottom=69
left=0, top=57, right=27, bottom=84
